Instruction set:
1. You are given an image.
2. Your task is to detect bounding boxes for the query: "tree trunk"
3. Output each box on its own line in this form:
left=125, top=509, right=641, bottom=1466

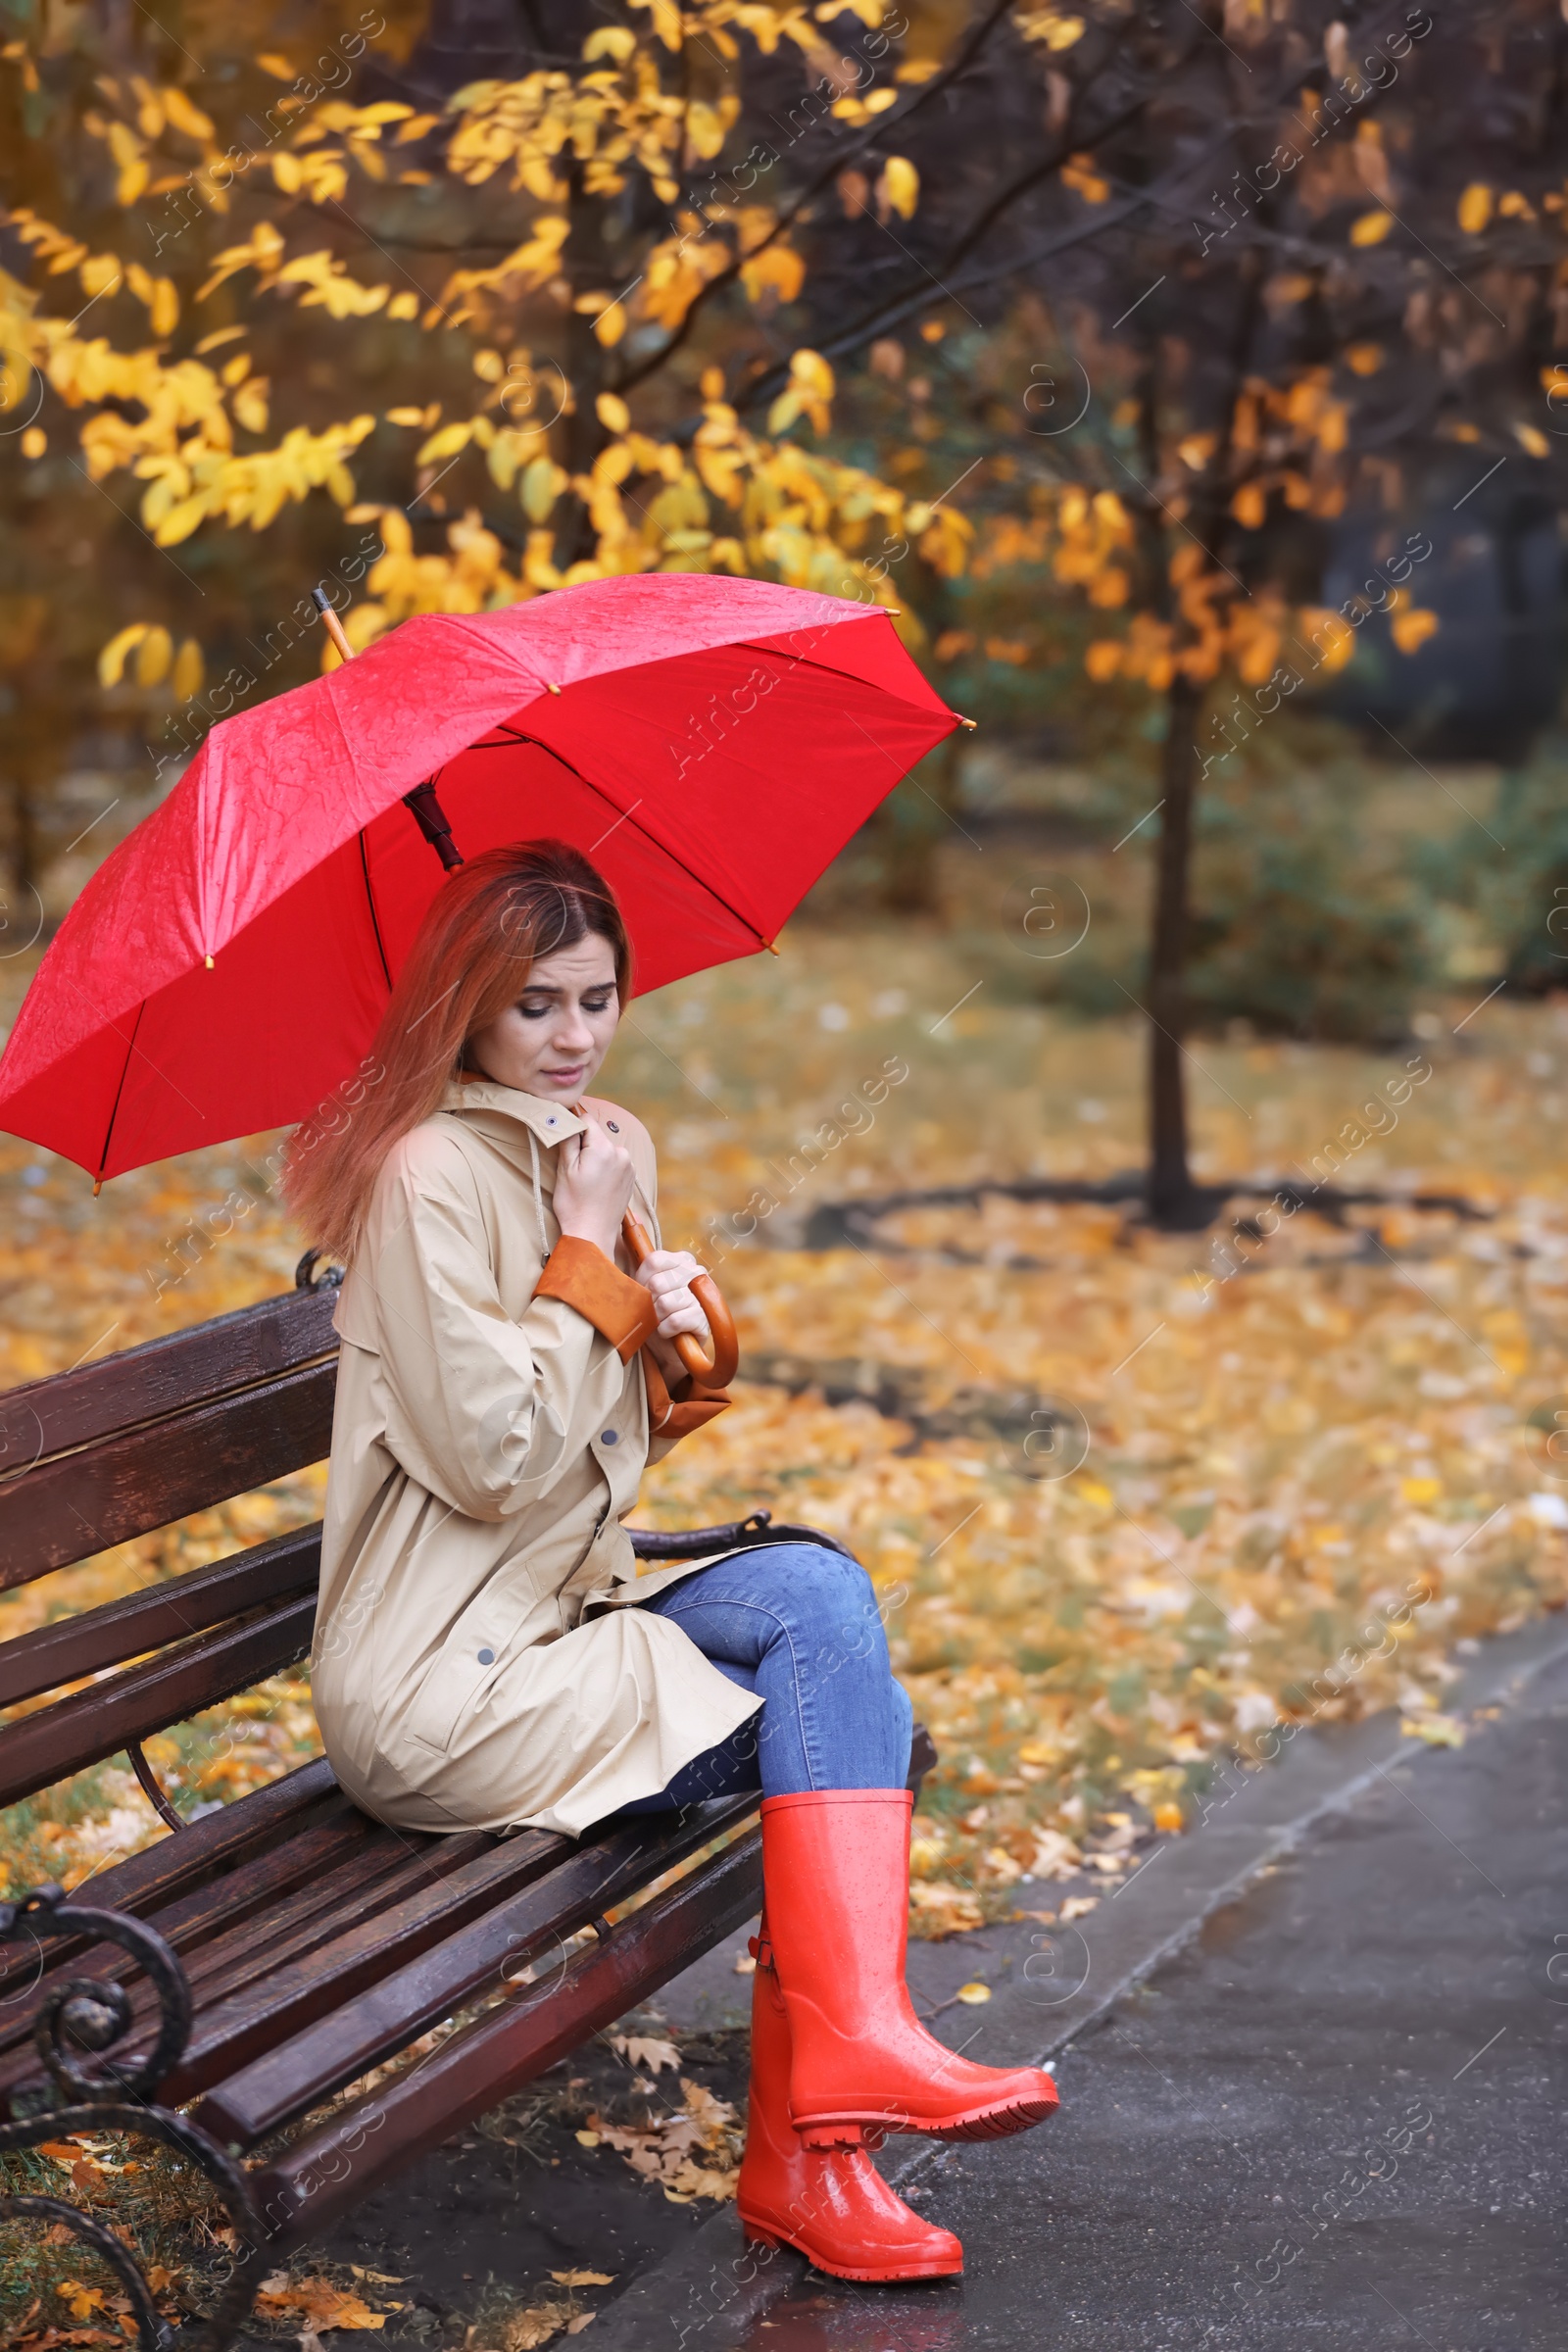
left=880, top=729, right=961, bottom=913
left=1146, top=670, right=1202, bottom=1225
left=8, top=776, right=36, bottom=902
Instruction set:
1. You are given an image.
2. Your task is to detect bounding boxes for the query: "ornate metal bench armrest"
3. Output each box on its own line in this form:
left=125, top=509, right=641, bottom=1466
left=0, top=1886, right=264, bottom=2352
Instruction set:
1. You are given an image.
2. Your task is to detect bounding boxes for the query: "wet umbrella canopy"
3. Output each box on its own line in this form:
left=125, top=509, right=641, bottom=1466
left=0, top=574, right=961, bottom=1180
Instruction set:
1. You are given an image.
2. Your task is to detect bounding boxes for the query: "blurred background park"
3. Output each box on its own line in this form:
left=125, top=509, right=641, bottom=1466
left=3, top=0, right=1568, bottom=1945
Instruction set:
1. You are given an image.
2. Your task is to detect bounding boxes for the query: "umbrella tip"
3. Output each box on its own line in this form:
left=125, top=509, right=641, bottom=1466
left=546, top=682, right=562, bottom=695
left=957, top=715, right=978, bottom=730
left=205, top=954, right=215, bottom=968
left=93, top=1178, right=103, bottom=1197
left=765, top=939, right=781, bottom=957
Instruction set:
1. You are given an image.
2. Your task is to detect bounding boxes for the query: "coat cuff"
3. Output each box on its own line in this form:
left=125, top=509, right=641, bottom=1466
left=642, top=1348, right=732, bottom=1445
left=534, top=1236, right=658, bottom=1362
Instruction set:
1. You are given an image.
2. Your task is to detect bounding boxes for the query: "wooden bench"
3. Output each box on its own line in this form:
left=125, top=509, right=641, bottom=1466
left=0, top=1254, right=935, bottom=2351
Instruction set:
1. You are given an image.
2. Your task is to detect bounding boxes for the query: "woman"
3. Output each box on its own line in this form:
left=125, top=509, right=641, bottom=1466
left=287, top=840, right=1057, bottom=2283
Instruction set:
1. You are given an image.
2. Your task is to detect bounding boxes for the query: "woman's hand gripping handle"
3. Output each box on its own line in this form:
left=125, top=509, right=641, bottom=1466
left=621, top=1212, right=740, bottom=1388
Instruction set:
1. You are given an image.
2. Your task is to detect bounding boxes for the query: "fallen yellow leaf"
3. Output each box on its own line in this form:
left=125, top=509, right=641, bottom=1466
left=58, top=2284, right=107, bottom=2323
left=608, top=2033, right=681, bottom=2074
left=254, top=2275, right=388, bottom=2330
left=1400, top=1713, right=1466, bottom=1747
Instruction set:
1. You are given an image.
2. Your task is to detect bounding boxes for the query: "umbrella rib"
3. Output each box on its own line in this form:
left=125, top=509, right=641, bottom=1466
left=742, top=633, right=948, bottom=715
left=359, top=829, right=393, bottom=989
left=490, top=729, right=777, bottom=954
left=97, top=998, right=146, bottom=1181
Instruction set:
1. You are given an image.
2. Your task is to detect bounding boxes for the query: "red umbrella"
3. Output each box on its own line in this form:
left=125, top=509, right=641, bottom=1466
left=0, top=575, right=962, bottom=1181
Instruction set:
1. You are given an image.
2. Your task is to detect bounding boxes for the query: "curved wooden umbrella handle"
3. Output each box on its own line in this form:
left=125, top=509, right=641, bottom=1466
left=621, top=1211, right=740, bottom=1389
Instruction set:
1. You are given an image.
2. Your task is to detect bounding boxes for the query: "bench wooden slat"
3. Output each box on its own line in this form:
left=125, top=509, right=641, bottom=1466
left=0, top=1754, right=339, bottom=1920
left=0, top=1526, right=321, bottom=1707
left=160, top=1825, right=495, bottom=2024
left=196, top=1792, right=760, bottom=2147
left=0, top=1594, right=316, bottom=1811
left=0, top=1285, right=338, bottom=1473
left=159, top=1828, right=564, bottom=2105
left=0, top=1823, right=502, bottom=2111
left=0, top=1362, right=336, bottom=1587
left=254, top=1824, right=764, bottom=2249
left=0, top=1804, right=379, bottom=2065
left=6, top=1752, right=338, bottom=1927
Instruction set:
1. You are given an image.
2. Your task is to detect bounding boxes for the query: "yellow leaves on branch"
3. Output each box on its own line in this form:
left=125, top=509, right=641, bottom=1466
left=196, top=220, right=285, bottom=301
left=627, top=0, right=686, bottom=52
left=334, top=376, right=958, bottom=655
left=1060, top=152, right=1110, bottom=204
left=123, top=262, right=179, bottom=336
left=1281, top=368, right=1348, bottom=452
left=584, top=25, right=639, bottom=65
left=48, top=341, right=238, bottom=471
left=827, top=89, right=896, bottom=135
left=0, top=267, right=38, bottom=415
left=93, top=623, right=206, bottom=698
left=440, top=217, right=571, bottom=318
left=98, top=114, right=151, bottom=206
left=1388, top=595, right=1440, bottom=654
left=640, top=220, right=734, bottom=332
left=1086, top=564, right=1438, bottom=697
left=1457, top=181, right=1494, bottom=234
left=877, top=156, right=920, bottom=220
left=738, top=236, right=806, bottom=307
left=447, top=59, right=740, bottom=206
left=99, top=621, right=169, bottom=686
left=767, top=345, right=835, bottom=437
left=3, top=23, right=962, bottom=614
left=67, top=63, right=426, bottom=217
left=1049, top=485, right=1134, bottom=597
left=142, top=416, right=375, bottom=542
left=1015, top=6, right=1088, bottom=46
left=274, top=249, right=392, bottom=318
left=266, top=147, right=350, bottom=203
left=521, top=454, right=571, bottom=517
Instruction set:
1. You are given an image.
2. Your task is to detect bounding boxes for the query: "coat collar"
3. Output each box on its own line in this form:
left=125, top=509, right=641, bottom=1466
left=438, top=1077, right=587, bottom=1150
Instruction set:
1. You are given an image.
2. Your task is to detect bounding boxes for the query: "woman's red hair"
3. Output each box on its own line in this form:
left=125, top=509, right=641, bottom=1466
left=283, top=839, right=631, bottom=1263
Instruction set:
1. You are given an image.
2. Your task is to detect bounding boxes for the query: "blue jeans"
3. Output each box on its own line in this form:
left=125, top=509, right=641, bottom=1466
left=621, top=1543, right=912, bottom=1811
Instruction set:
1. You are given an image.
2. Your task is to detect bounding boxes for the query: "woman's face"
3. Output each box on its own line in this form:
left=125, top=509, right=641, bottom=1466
left=465, top=936, right=621, bottom=1102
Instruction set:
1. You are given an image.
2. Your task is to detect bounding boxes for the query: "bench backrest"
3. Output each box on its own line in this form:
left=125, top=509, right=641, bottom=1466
left=1, top=1277, right=342, bottom=1588
left=0, top=1274, right=343, bottom=1814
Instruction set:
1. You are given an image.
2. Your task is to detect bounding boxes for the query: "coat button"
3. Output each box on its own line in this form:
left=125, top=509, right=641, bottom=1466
left=607, top=1120, right=619, bottom=1133
left=477, top=1647, right=495, bottom=1664
left=601, top=1429, right=618, bottom=1446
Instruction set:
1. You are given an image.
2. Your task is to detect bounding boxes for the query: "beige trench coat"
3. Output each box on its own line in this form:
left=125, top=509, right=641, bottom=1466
left=310, top=1077, right=761, bottom=1837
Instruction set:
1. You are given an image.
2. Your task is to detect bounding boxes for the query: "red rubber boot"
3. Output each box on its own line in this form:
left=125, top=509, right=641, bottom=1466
left=737, top=1918, right=963, bottom=2281
left=761, top=1789, right=1060, bottom=2149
